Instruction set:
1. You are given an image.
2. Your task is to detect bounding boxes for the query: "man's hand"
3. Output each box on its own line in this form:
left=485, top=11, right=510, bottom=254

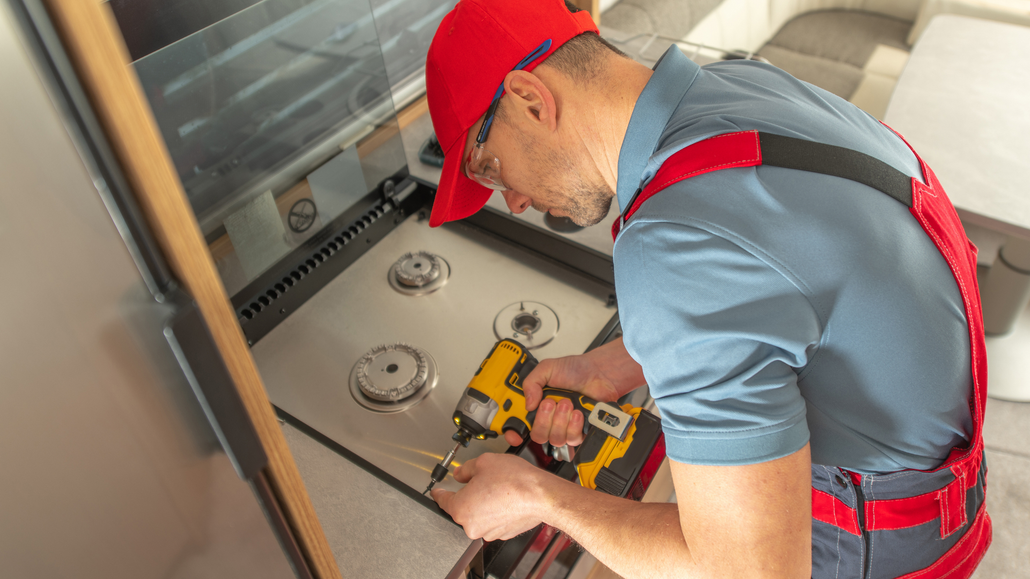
left=435, top=445, right=812, bottom=578
left=430, top=453, right=554, bottom=541
left=510, top=337, right=646, bottom=447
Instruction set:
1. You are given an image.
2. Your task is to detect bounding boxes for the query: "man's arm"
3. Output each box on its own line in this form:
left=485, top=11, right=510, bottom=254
left=433, top=444, right=812, bottom=579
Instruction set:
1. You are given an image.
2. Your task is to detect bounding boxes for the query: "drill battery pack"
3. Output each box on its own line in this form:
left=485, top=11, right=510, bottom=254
left=574, top=407, right=666, bottom=501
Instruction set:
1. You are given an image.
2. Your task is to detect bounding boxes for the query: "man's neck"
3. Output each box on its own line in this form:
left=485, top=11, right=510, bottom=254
left=565, top=57, right=653, bottom=199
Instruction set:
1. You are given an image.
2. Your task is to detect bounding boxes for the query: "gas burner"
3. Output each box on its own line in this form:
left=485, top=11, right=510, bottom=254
left=349, top=343, right=438, bottom=413
left=388, top=251, right=450, bottom=296
left=494, top=301, right=559, bottom=350
left=544, top=213, right=584, bottom=233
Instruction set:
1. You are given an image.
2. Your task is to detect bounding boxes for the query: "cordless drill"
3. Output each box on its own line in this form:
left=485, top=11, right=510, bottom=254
left=424, top=339, right=666, bottom=500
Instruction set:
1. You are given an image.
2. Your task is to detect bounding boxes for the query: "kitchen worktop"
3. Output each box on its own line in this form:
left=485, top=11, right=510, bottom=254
left=280, top=421, right=480, bottom=579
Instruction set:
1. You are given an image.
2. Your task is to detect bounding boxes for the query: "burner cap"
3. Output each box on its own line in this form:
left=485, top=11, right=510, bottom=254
left=393, top=251, right=440, bottom=286
left=389, top=252, right=450, bottom=296
left=494, top=301, right=559, bottom=349
left=350, top=343, right=438, bottom=412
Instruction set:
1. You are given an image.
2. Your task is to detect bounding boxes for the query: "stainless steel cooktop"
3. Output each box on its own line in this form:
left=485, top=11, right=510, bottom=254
left=252, top=213, right=615, bottom=494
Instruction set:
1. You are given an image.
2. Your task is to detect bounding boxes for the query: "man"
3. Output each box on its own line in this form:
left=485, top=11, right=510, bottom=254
left=424, top=1, right=990, bottom=577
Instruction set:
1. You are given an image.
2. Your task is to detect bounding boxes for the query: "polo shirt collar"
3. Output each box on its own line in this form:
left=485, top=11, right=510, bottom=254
left=616, top=46, right=700, bottom=212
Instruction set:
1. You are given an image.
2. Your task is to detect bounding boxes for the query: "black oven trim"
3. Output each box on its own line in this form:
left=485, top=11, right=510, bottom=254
left=274, top=405, right=459, bottom=523
left=276, top=406, right=573, bottom=579
left=232, top=177, right=431, bottom=345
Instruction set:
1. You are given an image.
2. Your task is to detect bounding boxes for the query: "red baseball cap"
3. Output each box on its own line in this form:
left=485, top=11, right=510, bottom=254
left=425, top=0, right=597, bottom=227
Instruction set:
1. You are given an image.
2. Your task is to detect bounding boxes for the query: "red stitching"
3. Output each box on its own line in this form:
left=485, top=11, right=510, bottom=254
left=646, top=132, right=761, bottom=192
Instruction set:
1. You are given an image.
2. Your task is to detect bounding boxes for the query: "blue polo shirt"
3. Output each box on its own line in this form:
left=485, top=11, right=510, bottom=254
left=613, top=47, right=973, bottom=474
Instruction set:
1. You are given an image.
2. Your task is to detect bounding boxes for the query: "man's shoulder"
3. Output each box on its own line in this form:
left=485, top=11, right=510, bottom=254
left=652, top=66, right=923, bottom=184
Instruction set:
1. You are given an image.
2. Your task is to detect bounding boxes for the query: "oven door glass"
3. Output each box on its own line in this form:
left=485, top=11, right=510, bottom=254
left=113, top=0, right=417, bottom=295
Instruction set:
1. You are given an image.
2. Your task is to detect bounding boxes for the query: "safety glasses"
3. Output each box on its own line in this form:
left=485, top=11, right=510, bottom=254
left=464, top=39, right=552, bottom=191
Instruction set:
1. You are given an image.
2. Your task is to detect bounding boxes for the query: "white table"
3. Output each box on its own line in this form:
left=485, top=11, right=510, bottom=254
left=885, top=15, right=1030, bottom=401
left=908, top=0, right=1030, bottom=44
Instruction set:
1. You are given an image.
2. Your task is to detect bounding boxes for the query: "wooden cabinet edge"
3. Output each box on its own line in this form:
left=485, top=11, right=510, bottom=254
left=39, top=1, right=343, bottom=578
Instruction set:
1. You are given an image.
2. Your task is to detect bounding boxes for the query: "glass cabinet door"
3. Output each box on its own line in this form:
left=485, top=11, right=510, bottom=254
left=111, top=0, right=433, bottom=295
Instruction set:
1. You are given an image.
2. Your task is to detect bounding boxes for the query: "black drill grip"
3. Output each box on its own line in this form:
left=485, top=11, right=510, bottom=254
left=524, top=387, right=596, bottom=436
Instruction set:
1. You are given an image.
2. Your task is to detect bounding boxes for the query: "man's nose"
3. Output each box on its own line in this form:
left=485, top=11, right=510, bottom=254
left=501, top=190, right=531, bottom=214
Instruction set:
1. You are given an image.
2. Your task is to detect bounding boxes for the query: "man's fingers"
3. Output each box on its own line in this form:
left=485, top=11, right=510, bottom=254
left=452, top=456, right=478, bottom=483
left=567, top=408, right=585, bottom=446
left=522, top=359, right=555, bottom=410
left=530, top=398, right=556, bottom=444
left=431, top=488, right=455, bottom=512
left=548, top=399, right=573, bottom=447
left=504, top=430, right=524, bottom=446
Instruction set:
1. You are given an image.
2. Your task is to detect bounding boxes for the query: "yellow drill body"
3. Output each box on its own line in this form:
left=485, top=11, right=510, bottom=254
left=425, top=339, right=666, bottom=499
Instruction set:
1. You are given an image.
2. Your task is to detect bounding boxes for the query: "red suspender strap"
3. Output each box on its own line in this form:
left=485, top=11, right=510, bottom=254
left=888, top=125, right=988, bottom=464
left=611, top=131, right=763, bottom=240
left=612, top=129, right=915, bottom=239
left=616, top=128, right=990, bottom=548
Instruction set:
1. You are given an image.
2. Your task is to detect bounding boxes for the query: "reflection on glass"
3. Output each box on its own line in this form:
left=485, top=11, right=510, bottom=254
left=132, top=0, right=402, bottom=233
left=369, top=0, right=455, bottom=93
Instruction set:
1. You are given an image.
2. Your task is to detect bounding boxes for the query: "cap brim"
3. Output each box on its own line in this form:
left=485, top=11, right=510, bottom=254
left=428, top=128, right=493, bottom=227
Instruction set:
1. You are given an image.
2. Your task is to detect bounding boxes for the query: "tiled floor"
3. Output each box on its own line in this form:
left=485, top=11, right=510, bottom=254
left=596, top=1, right=1030, bottom=576
left=973, top=397, right=1030, bottom=578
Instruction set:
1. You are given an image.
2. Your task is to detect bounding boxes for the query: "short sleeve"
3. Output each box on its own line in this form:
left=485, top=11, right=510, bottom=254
left=614, top=219, right=822, bottom=465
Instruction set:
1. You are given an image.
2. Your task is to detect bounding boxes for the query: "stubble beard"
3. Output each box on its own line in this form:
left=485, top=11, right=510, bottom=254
left=536, top=144, right=615, bottom=227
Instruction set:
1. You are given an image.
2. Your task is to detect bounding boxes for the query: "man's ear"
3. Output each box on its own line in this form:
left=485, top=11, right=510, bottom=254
left=503, top=70, right=558, bottom=133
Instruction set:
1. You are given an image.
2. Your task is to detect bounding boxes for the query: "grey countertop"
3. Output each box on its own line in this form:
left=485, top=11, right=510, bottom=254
left=281, top=422, right=479, bottom=579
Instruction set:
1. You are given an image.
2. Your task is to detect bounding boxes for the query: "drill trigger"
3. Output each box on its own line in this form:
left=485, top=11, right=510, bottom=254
left=501, top=416, right=530, bottom=440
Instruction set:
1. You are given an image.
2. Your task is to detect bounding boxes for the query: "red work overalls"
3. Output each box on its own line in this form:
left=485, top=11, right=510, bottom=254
left=611, top=129, right=991, bottom=578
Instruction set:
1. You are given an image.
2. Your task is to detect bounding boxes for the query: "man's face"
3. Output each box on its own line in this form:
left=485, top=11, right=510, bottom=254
left=461, top=106, right=614, bottom=227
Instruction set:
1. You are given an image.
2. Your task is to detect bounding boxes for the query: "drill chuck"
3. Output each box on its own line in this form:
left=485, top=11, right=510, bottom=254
left=429, top=463, right=449, bottom=486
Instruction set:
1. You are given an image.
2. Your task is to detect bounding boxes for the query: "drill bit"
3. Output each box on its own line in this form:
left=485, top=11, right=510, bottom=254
left=423, top=440, right=463, bottom=495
